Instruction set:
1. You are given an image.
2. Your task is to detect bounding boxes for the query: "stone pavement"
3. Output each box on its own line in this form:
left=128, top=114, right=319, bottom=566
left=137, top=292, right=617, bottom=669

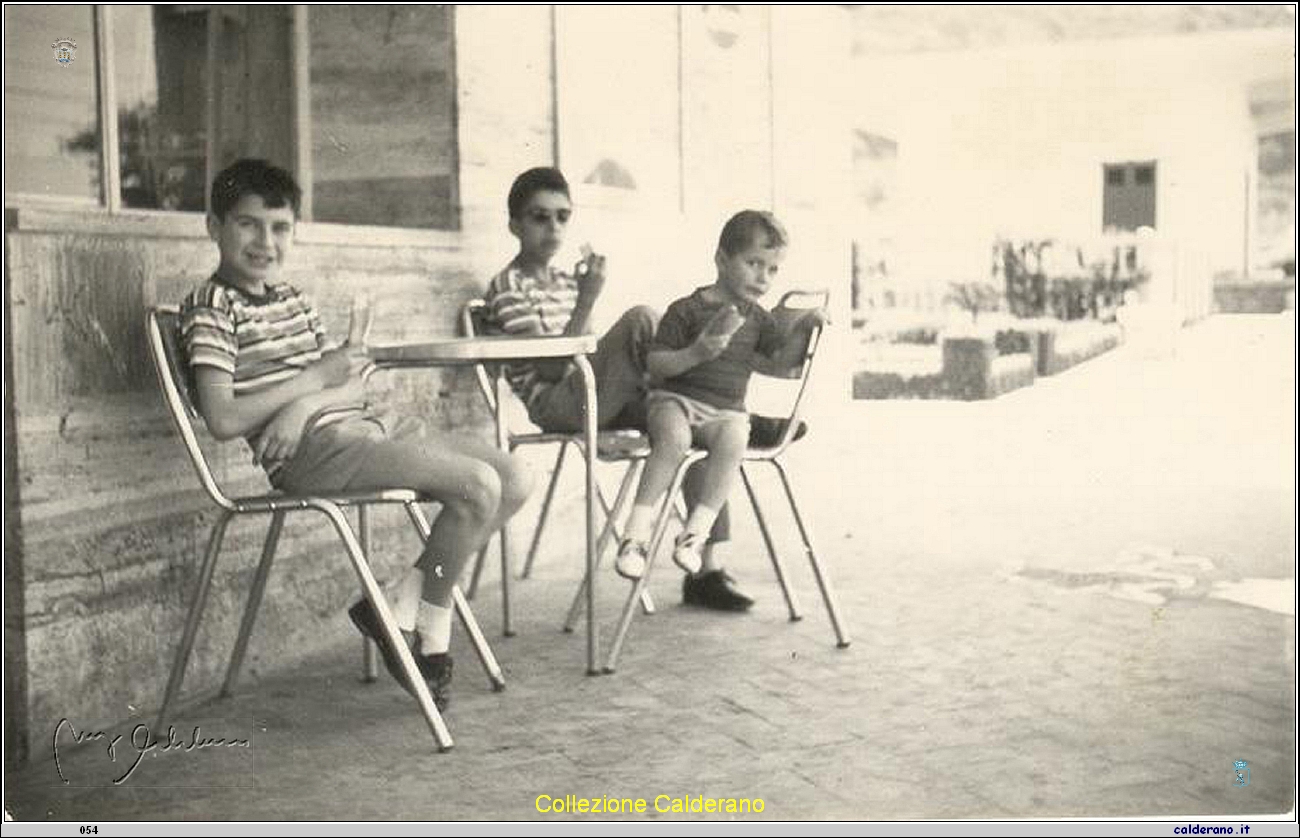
left=5, top=314, right=1295, bottom=823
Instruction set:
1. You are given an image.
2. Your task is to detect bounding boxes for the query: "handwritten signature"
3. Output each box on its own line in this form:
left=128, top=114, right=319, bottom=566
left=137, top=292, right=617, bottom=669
left=53, top=718, right=251, bottom=785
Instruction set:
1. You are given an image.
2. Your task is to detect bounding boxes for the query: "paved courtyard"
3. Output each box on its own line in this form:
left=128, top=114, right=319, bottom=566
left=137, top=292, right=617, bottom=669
left=5, top=313, right=1295, bottom=824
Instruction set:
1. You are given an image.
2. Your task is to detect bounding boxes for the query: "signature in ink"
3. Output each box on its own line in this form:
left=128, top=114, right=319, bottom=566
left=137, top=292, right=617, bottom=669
left=53, top=718, right=251, bottom=785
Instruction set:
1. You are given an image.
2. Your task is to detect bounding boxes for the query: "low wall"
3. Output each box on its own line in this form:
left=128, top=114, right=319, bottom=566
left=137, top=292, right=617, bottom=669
left=852, top=320, right=1123, bottom=400
left=942, top=338, right=1036, bottom=401
left=1037, top=322, right=1123, bottom=376
left=1213, top=282, right=1295, bottom=314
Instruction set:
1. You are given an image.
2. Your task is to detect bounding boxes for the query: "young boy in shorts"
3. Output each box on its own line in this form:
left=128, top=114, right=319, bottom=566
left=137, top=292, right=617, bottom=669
left=180, top=159, right=532, bottom=708
left=613, top=210, right=828, bottom=611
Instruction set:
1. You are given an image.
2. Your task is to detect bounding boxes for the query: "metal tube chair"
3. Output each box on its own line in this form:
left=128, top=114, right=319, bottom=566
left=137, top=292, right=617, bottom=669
left=146, top=306, right=505, bottom=752
left=459, top=301, right=656, bottom=635
left=590, top=289, right=853, bottom=673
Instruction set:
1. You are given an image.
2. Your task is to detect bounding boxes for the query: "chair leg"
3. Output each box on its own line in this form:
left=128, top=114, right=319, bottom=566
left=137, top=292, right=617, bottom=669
left=466, top=543, right=489, bottom=600
left=222, top=512, right=285, bottom=697
left=771, top=460, right=852, bottom=649
left=499, top=521, right=513, bottom=637
left=157, top=510, right=233, bottom=730
left=602, top=454, right=701, bottom=673
left=563, top=460, right=655, bottom=632
left=492, top=375, right=514, bottom=637
left=739, top=464, right=804, bottom=622
left=405, top=503, right=506, bottom=690
left=520, top=441, right=568, bottom=579
left=358, top=505, right=378, bottom=682
left=313, top=500, right=453, bottom=751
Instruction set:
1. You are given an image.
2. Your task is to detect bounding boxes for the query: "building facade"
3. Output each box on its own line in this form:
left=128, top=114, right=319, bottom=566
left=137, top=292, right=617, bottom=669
left=3, top=5, right=854, bottom=765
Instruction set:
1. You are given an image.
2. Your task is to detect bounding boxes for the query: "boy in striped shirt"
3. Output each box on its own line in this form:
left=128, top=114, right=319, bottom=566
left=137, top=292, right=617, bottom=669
left=181, top=159, right=532, bottom=708
left=483, top=167, right=657, bottom=433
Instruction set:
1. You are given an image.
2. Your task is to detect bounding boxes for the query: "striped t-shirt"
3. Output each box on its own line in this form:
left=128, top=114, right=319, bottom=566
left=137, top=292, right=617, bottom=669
left=180, top=277, right=364, bottom=468
left=481, top=264, right=579, bottom=407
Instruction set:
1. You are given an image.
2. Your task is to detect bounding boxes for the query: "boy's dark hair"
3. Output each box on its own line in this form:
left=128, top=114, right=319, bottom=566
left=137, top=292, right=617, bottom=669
left=508, top=167, right=570, bottom=218
left=717, top=210, right=788, bottom=256
left=210, top=159, right=302, bottom=220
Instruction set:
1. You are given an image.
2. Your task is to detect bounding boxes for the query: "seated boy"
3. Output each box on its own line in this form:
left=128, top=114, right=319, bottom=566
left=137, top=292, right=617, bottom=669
left=481, top=166, right=742, bottom=606
left=180, top=159, right=532, bottom=708
left=613, top=210, right=827, bottom=611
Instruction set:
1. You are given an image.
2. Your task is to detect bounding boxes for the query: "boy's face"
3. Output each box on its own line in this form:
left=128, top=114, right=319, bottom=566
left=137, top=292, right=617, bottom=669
left=509, top=190, right=571, bottom=265
left=207, top=193, right=296, bottom=291
left=715, top=236, right=784, bottom=304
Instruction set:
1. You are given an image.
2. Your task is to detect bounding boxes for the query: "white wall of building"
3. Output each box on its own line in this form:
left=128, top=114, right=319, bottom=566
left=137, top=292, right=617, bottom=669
left=857, top=28, right=1293, bottom=321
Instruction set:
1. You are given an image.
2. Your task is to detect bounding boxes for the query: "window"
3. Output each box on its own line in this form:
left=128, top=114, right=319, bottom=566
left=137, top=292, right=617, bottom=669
left=111, top=6, right=208, bottom=211
left=3, top=5, right=458, bottom=231
left=3, top=5, right=100, bottom=202
left=1102, top=160, right=1156, bottom=231
left=309, top=6, right=457, bottom=229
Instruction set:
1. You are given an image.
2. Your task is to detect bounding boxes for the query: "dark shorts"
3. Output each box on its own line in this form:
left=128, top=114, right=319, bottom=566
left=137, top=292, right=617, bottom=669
left=270, top=410, right=426, bottom=495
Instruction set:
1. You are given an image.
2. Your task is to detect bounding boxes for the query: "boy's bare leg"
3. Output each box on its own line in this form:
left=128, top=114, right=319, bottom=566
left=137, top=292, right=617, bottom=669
left=673, top=418, right=748, bottom=573
left=614, top=401, right=691, bottom=578
left=346, top=434, right=531, bottom=651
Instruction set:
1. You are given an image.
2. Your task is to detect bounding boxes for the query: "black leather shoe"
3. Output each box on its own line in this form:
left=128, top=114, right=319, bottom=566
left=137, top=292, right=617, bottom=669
left=682, top=570, right=755, bottom=612
left=349, top=599, right=452, bottom=708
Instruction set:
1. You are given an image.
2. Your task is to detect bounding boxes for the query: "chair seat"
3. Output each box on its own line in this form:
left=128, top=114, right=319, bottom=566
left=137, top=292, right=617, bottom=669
left=509, top=428, right=652, bottom=460
left=230, top=487, right=431, bottom=513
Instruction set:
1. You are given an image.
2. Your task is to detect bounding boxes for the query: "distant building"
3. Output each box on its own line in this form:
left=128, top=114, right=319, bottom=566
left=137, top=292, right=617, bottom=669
left=852, top=28, right=1295, bottom=323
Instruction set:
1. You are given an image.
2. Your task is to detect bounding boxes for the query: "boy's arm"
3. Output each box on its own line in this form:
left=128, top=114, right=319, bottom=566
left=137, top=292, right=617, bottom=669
left=192, top=349, right=353, bottom=441
left=563, top=251, right=605, bottom=337
left=646, top=343, right=711, bottom=381
left=646, top=301, right=735, bottom=381
left=248, top=373, right=367, bottom=465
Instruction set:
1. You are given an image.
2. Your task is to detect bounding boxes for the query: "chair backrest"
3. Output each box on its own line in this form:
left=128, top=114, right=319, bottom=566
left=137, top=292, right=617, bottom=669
left=460, top=299, right=502, bottom=413
left=145, top=305, right=239, bottom=510
left=747, top=288, right=829, bottom=453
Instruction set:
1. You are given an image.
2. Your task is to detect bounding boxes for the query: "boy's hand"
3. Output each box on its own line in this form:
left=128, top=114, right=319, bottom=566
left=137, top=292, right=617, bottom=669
left=692, top=304, right=744, bottom=360
left=312, top=349, right=354, bottom=388
left=574, top=245, right=606, bottom=300
left=254, top=400, right=313, bottom=466
left=705, top=304, right=745, bottom=337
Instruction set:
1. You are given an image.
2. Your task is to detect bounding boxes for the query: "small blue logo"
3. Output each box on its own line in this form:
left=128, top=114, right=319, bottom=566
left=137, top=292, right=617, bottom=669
left=1233, top=760, right=1250, bottom=787
left=52, top=37, right=77, bottom=68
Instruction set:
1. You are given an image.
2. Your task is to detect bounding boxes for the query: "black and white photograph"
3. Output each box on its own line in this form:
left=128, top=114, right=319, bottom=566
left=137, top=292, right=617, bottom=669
left=2, top=3, right=1296, bottom=832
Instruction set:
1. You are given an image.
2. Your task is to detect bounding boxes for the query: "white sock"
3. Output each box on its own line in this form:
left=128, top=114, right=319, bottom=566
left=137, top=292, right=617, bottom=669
left=415, top=601, right=453, bottom=655
left=701, top=540, right=728, bottom=574
left=683, top=504, right=719, bottom=540
left=624, top=503, right=657, bottom=544
left=393, top=569, right=424, bottom=632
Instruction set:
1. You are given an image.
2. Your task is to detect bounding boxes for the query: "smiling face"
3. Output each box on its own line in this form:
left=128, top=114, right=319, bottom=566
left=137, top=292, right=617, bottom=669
left=715, top=235, right=785, bottom=304
left=207, top=193, right=296, bottom=293
left=509, top=189, right=572, bottom=270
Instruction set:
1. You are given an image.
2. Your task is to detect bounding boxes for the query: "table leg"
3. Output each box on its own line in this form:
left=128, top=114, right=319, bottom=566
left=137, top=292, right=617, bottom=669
left=574, top=354, right=600, bottom=675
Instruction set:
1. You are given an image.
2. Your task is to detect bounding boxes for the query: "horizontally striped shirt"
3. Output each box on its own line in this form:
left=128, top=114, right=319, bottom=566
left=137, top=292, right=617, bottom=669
left=482, top=264, right=579, bottom=407
left=180, top=276, right=364, bottom=471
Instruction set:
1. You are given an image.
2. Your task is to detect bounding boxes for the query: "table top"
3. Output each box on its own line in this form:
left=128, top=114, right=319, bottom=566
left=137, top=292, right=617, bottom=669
left=368, top=333, right=598, bottom=365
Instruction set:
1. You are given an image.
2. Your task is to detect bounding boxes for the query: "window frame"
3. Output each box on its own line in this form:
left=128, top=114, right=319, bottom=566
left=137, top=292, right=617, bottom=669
left=4, top=4, right=462, bottom=246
